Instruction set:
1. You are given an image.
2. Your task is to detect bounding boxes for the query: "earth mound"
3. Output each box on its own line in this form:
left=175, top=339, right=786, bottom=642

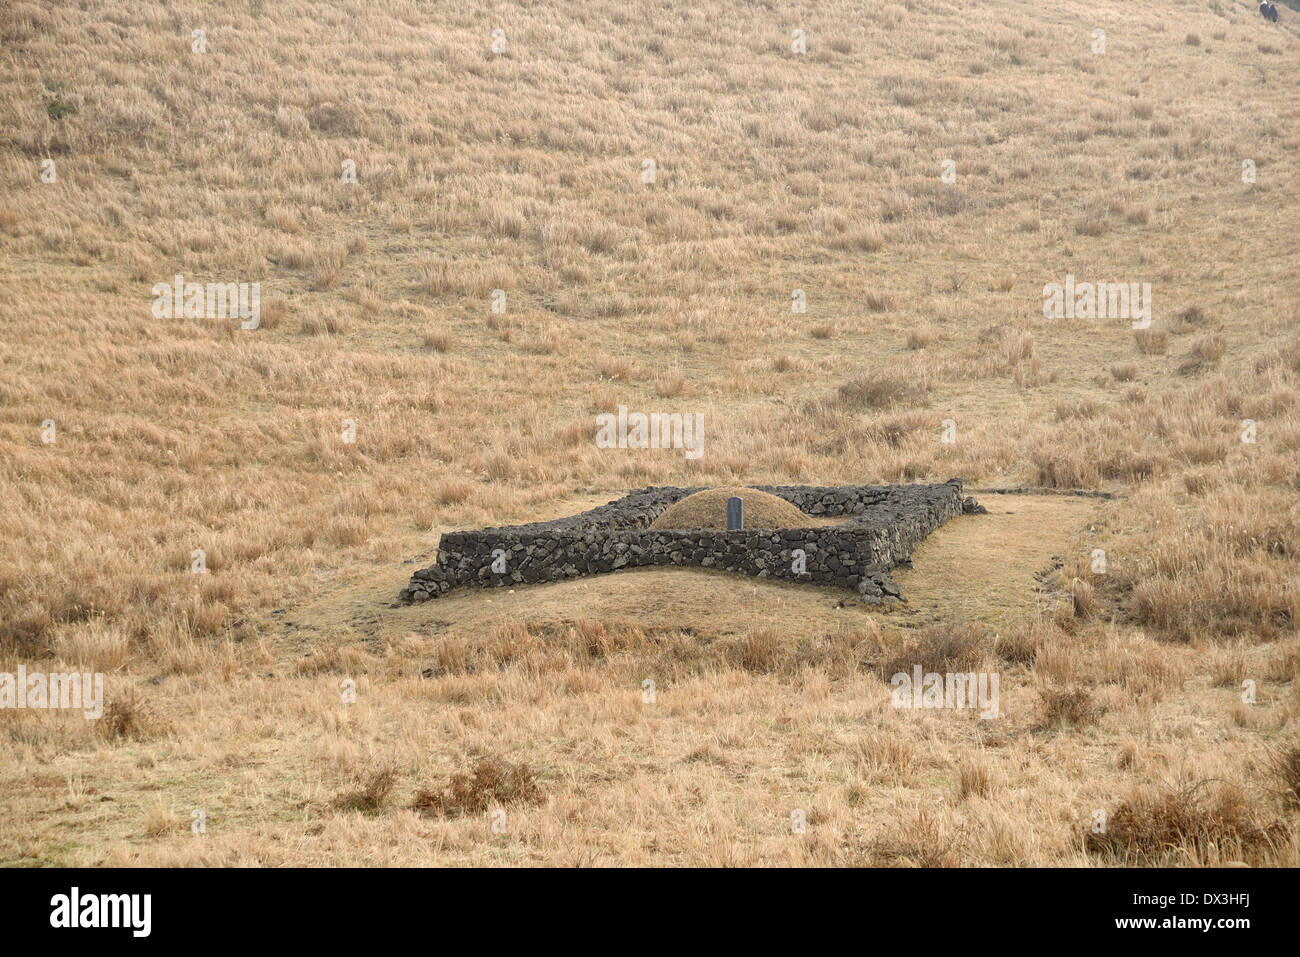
left=649, top=487, right=824, bottom=530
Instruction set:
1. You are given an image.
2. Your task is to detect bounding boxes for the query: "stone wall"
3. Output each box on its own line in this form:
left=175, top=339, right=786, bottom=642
left=402, top=479, right=976, bottom=604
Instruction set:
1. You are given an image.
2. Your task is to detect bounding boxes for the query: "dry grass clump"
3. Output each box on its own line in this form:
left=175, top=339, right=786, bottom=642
left=1107, top=361, right=1138, bottom=382
left=423, top=330, right=452, bottom=353
left=1134, top=329, right=1169, bottom=355
left=864, top=410, right=930, bottom=448
left=835, top=375, right=928, bottom=411
left=1065, top=577, right=1094, bottom=619
left=101, top=690, right=154, bottom=741
left=998, top=327, right=1035, bottom=366
left=864, top=290, right=894, bottom=312
left=1086, top=781, right=1287, bottom=865
left=905, top=324, right=942, bottom=350
left=299, top=312, right=349, bottom=336
left=411, top=756, right=542, bottom=817
left=994, top=619, right=1057, bottom=665
left=653, top=375, right=685, bottom=397
left=877, top=623, right=987, bottom=681
left=958, top=756, right=997, bottom=800
left=1030, top=445, right=1101, bottom=489
left=332, top=764, right=398, bottom=814
left=724, top=627, right=784, bottom=674
left=1270, top=746, right=1300, bottom=811
left=1054, top=398, right=1101, bottom=421
left=716, top=625, right=877, bottom=679
left=1035, top=687, right=1102, bottom=731
left=869, top=809, right=960, bottom=867
left=1178, top=334, right=1226, bottom=375
left=1181, top=469, right=1213, bottom=495
left=432, top=480, right=473, bottom=506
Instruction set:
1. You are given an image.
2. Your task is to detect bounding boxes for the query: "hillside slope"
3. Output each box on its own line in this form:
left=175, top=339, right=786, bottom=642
left=1, top=0, right=1298, bottom=865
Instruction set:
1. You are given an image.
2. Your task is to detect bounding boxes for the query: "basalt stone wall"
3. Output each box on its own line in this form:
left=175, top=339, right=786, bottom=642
left=402, top=480, right=971, bottom=603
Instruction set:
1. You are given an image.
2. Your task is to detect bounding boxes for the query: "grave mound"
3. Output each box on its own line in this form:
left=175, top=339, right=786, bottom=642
left=650, top=486, right=826, bottom=530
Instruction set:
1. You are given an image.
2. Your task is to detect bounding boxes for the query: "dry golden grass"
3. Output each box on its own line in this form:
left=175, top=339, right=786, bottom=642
left=1, top=0, right=1299, bottom=866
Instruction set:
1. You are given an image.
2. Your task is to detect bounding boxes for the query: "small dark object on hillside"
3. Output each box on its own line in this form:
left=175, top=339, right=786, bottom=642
left=332, top=765, right=398, bottom=814
left=412, top=756, right=542, bottom=817
left=1260, top=2, right=1279, bottom=22
left=43, top=90, right=75, bottom=120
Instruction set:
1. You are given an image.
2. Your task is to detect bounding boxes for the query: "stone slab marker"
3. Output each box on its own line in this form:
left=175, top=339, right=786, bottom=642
left=726, top=496, right=743, bottom=530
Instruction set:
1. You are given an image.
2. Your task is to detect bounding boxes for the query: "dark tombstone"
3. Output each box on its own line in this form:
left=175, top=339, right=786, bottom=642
left=726, top=496, right=743, bottom=531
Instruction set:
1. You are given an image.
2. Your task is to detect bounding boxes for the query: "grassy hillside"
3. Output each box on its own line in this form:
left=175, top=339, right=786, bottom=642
left=1, top=0, right=1298, bottom=865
